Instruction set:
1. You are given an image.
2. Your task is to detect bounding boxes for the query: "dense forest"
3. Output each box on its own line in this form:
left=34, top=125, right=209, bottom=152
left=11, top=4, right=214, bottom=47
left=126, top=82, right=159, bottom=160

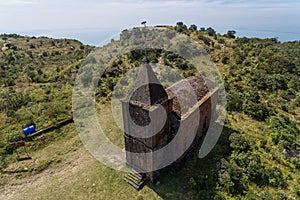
left=0, top=23, right=299, bottom=199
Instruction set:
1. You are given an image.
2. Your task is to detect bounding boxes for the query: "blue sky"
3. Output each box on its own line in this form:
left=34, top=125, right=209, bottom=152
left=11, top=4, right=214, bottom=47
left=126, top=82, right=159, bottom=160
left=0, top=0, right=299, bottom=45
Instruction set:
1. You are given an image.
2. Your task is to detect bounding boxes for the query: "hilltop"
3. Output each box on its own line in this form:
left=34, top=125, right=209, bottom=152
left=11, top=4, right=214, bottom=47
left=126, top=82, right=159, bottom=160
left=0, top=24, right=299, bottom=199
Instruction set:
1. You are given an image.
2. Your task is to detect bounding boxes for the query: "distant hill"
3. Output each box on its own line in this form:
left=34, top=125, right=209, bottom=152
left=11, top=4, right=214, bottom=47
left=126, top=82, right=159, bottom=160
left=0, top=24, right=299, bottom=199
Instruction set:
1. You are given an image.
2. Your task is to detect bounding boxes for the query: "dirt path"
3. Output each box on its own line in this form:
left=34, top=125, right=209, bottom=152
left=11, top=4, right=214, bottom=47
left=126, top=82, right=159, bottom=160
left=0, top=147, right=94, bottom=200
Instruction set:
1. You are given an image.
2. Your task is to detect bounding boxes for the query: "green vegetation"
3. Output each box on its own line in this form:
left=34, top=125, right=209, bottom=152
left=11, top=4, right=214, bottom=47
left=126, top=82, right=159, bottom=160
left=0, top=22, right=299, bottom=199
left=0, top=34, right=93, bottom=171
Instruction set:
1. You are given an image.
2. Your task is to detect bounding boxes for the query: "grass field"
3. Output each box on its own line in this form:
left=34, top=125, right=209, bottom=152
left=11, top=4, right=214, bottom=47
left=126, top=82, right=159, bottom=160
left=0, top=102, right=227, bottom=200
left=1, top=102, right=299, bottom=199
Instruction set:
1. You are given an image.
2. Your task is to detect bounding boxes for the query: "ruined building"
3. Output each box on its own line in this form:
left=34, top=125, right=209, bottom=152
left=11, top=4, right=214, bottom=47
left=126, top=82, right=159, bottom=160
left=122, top=63, right=218, bottom=189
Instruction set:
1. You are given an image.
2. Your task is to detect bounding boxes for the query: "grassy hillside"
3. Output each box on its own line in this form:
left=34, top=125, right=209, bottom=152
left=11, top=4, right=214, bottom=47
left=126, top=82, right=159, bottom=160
left=0, top=34, right=93, bottom=151
left=0, top=23, right=299, bottom=200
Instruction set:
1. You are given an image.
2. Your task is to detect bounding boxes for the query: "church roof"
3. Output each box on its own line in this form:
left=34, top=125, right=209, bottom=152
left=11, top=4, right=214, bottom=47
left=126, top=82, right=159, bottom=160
left=166, top=76, right=209, bottom=117
left=127, top=63, right=168, bottom=106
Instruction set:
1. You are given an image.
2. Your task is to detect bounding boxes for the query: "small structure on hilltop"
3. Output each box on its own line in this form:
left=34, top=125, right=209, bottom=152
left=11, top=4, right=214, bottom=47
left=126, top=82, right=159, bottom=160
left=122, top=62, right=218, bottom=189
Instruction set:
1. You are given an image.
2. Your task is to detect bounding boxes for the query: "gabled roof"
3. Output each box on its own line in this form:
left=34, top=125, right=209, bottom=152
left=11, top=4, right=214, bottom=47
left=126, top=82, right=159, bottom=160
left=166, top=76, right=209, bottom=117
left=128, top=63, right=168, bottom=106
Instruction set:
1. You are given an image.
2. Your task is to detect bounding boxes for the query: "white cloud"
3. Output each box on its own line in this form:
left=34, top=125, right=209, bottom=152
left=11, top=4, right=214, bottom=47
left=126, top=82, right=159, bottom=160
left=0, top=0, right=39, bottom=6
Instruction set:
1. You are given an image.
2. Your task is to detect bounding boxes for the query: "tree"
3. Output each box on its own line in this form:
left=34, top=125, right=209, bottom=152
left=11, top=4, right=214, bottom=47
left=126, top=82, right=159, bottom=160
left=175, top=21, right=187, bottom=33
left=199, top=27, right=205, bottom=32
left=229, top=133, right=249, bottom=151
left=226, top=90, right=243, bottom=111
left=2, top=37, right=7, bottom=42
left=189, top=24, right=197, bottom=32
left=243, top=101, right=271, bottom=121
left=227, top=30, right=236, bottom=39
left=198, top=35, right=211, bottom=46
left=206, top=27, right=216, bottom=36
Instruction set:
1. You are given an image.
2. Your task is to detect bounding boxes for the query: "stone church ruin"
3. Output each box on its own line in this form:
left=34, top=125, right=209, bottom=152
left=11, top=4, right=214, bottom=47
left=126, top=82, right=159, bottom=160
left=122, top=62, right=218, bottom=189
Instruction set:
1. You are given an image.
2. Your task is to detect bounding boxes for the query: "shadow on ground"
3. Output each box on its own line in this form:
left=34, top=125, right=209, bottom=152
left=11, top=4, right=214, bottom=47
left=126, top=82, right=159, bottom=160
left=146, top=126, right=234, bottom=200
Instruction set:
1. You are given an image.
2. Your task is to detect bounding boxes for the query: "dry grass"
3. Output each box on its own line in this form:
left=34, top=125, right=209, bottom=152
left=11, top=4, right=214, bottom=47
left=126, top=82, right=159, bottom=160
left=0, top=113, right=162, bottom=200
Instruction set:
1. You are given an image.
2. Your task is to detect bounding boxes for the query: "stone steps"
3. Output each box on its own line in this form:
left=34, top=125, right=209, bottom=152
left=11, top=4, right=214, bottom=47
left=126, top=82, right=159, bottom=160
left=124, top=169, right=147, bottom=190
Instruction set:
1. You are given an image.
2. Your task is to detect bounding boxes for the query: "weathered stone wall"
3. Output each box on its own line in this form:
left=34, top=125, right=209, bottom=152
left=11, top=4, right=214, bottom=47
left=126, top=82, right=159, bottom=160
left=122, top=74, right=219, bottom=179
left=168, top=96, right=212, bottom=165
left=122, top=98, right=172, bottom=173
